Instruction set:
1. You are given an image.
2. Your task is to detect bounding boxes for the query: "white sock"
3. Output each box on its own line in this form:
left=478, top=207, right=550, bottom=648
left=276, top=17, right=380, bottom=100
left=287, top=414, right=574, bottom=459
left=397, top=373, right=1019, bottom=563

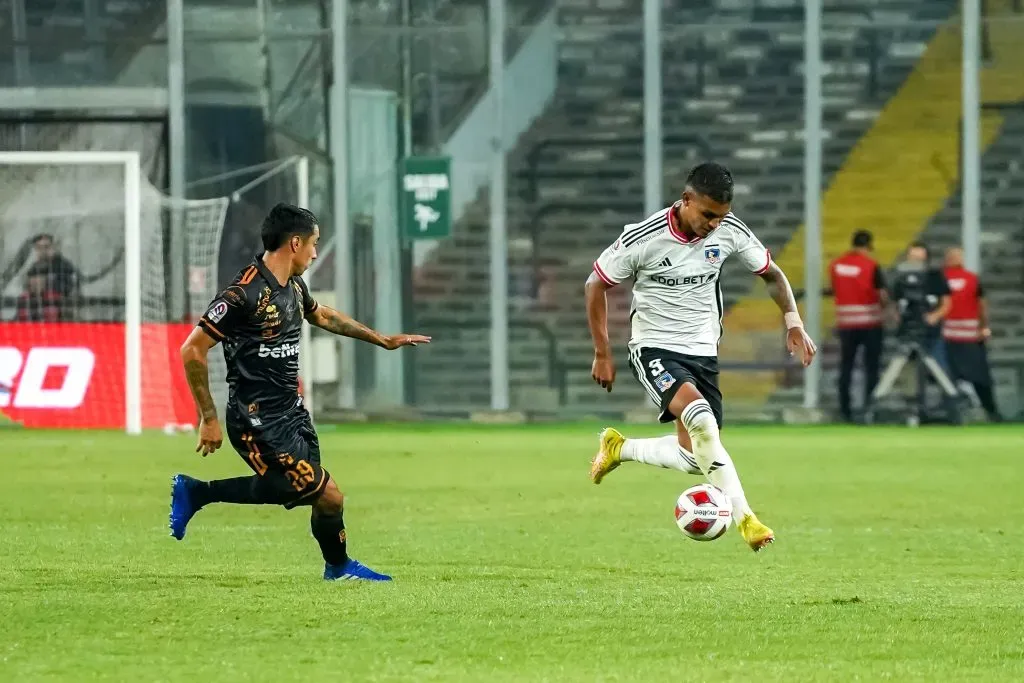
left=621, top=435, right=702, bottom=475
left=680, top=399, right=754, bottom=520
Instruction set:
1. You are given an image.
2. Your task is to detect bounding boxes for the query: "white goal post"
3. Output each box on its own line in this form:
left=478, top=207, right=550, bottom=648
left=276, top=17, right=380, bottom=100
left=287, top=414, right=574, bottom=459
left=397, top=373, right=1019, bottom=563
left=0, top=151, right=234, bottom=434
left=1, top=151, right=314, bottom=434
left=2, top=152, right=145, bottom=432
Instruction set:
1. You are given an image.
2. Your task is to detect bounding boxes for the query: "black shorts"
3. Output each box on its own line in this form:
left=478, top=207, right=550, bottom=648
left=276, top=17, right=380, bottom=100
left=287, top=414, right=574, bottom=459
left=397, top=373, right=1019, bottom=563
left=225, top=406, right=330, bottom=509
left=629, top=346, right=723, bottom=427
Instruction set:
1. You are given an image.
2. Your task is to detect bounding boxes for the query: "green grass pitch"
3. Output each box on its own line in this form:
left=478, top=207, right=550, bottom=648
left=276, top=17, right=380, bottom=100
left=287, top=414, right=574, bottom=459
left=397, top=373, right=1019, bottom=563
left=2, top=423, right=1023, bottom=682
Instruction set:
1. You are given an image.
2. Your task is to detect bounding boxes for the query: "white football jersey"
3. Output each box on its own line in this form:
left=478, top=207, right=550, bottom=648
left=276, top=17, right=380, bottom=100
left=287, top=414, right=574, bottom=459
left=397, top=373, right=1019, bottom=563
left=593, top=203, right=771, bottom=358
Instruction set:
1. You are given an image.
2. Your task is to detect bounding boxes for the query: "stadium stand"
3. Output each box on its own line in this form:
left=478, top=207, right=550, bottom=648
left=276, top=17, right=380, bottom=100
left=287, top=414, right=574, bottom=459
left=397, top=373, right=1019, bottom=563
left=770, top=0, right=1024, bottom=418
left=349, top=0, right=551, bottom=152
left=0, top=0, right=163, bottom=86
left=4, top=0, right=1017, bottom=418
left=906, top=26, right=1024, bottom=419
left=411, top=0, right=971, bottom=416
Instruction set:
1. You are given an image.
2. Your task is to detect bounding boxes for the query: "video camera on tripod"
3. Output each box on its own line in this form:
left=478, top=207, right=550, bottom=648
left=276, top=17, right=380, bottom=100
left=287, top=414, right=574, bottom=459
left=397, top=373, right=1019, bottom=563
left=893, top=261, right=940, bottom=344
left=865, top=258, right=962, bottom=425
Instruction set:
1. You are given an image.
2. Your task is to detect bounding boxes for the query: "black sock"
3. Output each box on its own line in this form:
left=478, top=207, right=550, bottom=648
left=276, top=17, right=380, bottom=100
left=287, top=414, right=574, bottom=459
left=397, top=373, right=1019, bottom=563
left=194, top=476, right=265, bottom=507
left=311, top=508, right=348, bottom=566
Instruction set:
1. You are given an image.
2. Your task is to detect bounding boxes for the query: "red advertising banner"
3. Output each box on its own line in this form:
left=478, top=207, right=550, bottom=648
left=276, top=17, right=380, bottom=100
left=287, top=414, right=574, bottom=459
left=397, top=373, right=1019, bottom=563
left=0, top=323, right=196, bottom=429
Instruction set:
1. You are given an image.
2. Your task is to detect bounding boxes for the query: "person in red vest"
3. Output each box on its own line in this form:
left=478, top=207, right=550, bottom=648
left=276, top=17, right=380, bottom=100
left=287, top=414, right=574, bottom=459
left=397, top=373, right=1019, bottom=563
left=828, top=230, right=887, bottom=422
left=942, top=247, right=1001, bottom=421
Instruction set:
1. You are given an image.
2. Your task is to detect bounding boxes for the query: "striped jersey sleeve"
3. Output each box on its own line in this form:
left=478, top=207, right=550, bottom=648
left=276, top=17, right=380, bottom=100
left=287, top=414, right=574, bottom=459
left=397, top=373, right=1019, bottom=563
left=722, top=213, right=771, bottom=275
left=593, top=210, right=668, bottom=285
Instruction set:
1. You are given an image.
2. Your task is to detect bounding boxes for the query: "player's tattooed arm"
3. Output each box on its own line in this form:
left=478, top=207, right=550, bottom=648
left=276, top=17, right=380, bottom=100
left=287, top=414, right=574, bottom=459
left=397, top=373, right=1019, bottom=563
left=760, top=262, right=818, bottom=366
left=309, top=305, right=431, bottom=349
left=310, top=305, right=387, bottom=346
left=759, top=262, right=799, bottom=315
left=184, top=360, right=217, bottom=421
left=181, top=327, right=225, bottom=455
left=180, top=327, right=220, bottom=422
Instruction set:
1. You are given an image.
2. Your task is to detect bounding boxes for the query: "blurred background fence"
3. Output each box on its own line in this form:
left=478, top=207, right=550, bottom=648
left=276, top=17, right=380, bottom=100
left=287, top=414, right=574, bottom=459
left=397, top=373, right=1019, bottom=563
left=2, top=0, right=1023, bottom=423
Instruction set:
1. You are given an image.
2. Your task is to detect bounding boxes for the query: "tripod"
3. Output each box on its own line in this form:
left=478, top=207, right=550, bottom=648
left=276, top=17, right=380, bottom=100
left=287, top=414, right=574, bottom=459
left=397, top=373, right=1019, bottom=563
left=864, top=340, right=963, bottom=426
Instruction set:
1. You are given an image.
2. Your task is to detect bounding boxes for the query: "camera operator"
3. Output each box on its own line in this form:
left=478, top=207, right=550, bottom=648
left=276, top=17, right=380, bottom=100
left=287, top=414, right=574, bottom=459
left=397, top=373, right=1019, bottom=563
left=941, top=247, right=1002, bottom=422
left=881, top=241, right=957, bottom=422
left=891, top=242, right=951, bottom=351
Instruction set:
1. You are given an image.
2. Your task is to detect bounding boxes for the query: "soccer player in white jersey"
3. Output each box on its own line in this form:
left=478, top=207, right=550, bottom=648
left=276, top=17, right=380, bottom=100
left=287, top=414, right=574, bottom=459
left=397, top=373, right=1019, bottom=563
left=585, top=162, right=817, bottom=552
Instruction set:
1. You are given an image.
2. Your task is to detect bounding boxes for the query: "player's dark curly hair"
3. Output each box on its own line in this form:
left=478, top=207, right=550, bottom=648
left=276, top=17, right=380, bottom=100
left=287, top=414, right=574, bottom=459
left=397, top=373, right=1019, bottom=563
left=686, top=162, right=734, bottom=204
left=261, top=203, right=319, bottom=250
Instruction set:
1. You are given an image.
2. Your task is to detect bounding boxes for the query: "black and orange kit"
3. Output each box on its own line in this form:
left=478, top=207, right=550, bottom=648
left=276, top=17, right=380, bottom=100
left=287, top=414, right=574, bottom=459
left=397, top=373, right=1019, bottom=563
left=198, top=254, right=328, bottom=509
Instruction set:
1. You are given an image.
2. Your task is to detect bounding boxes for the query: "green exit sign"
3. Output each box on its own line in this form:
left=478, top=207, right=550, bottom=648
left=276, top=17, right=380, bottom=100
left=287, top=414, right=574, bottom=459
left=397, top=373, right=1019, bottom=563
left=400, top=156, right=451, bottom=240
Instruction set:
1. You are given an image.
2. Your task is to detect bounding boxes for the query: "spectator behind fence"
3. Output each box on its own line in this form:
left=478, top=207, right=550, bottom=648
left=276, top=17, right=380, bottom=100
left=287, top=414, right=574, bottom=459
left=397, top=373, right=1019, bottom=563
left=27, top=233, right=125, bottom=321
left=15, top=269, right=64, bottom=322
left=30, top=233, right=79, bottom=300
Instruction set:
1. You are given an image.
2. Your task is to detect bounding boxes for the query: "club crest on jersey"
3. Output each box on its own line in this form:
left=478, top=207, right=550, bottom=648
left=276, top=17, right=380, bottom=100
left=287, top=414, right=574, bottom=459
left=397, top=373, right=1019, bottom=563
left=704, top=247, right=721, bottom=265
left=207, top=300, right=228, bottom=323
left=655, top=372, right=676, bottom=391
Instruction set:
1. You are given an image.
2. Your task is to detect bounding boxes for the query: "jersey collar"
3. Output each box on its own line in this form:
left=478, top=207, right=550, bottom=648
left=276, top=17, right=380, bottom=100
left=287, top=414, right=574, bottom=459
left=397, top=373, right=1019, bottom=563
left=254, top=252, right=288, bottom=290
left=667, top=202, right=695, bottom=244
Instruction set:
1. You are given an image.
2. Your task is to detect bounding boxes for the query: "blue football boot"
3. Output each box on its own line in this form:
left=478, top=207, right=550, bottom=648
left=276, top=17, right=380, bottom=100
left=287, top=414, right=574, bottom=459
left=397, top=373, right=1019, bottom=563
left=169, top=474, right=203, bottom=540
left=323, top=558, right=392, bottom=582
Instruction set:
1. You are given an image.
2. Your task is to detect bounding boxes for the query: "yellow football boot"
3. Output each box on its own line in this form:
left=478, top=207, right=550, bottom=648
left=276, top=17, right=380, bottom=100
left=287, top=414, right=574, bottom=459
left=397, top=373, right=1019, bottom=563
left=737, top=513, right=775, bottom=552
left=589, top=427, right=625, bottom=484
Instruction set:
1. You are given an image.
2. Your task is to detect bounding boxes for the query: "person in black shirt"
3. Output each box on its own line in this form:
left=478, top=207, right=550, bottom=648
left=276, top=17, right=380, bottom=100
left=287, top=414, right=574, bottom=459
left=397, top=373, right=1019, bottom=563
left=891, top=242, right=951, bottom=362
left=28, top=234, right=79, bottom=319
left=881, top=242, right=957, bottom=423
left=169, top=203, right=430, bottom=582
left=30, top=233, right=79, bottom=299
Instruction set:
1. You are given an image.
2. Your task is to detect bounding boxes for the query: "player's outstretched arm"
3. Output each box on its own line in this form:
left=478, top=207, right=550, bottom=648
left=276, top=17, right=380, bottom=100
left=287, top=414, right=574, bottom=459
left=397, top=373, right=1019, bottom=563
left=585, top=272, right=616, bottom=391
left=306, top=304, right=431, bottom=350
left=759, top=262, right=817, bottom=367
left=180, top=327, right=223, bottom=456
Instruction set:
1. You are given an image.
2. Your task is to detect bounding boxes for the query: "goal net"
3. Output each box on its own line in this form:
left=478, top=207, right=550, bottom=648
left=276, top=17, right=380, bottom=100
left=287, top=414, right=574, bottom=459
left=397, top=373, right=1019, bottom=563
left=0, top=151, right=228, bottom=433
left=187, top=156, right=314, bottom=419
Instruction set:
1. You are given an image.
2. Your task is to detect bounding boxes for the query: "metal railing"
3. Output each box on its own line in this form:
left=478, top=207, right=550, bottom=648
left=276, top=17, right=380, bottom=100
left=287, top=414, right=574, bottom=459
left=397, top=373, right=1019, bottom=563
left=409, top=316, right=563, bottom=405
left=408, top=315, right=803, bottom=407
left=513, top=134, right=715, bottom=296
left=518, top=134, right=714, bottom=205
